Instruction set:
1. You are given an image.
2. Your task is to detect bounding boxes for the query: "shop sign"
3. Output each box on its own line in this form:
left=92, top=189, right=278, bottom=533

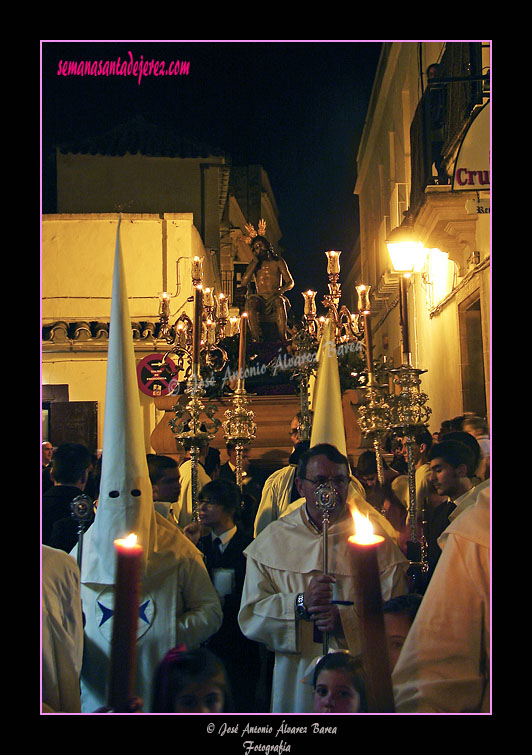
left=452, top=102, right=490, bottom=192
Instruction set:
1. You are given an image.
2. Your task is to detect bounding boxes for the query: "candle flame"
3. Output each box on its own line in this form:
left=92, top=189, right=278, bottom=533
left=116, top=533, right=138, bottom=548
left=350, top=509, right=376, bottom=543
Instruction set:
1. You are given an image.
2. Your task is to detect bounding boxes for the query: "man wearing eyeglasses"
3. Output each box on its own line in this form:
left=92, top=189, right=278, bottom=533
left=239, top=443, right=409, bottom=713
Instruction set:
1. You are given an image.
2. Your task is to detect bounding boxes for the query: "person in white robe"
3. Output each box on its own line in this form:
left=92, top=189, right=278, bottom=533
left=172, top=456, right=211, bottom=528
left=75, top=219, right=222, bottom=713
left=239, top=443, right=409, bottom=713
left=42, top=545, right=84, bottom=713
left=254, top=459, right=299, bottom=536
left=392, top=486, right=490, bottom=712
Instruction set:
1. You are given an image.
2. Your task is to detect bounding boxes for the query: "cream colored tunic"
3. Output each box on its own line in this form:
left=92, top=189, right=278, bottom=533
left=173, top=459, right=211, bottom=528
left=239, top=503, right=409, bottom=713
left=392, top=487, right=490, bottom=712
left=253, top=465, right=296, bottom=536
left=42, top=546, right=84, bottom=713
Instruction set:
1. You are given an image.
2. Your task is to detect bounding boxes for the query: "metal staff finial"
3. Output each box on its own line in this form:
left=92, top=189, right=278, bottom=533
left=314, top=482, right=338, bottom=655
left=70, top=493, right=95, bottom=571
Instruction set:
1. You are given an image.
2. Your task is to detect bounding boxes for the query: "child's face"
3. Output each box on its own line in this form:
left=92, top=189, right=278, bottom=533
left=313, top=669, right=360, bottom=713
left=174, top=680, right=224, bottom=713
left=384, top=612, right=412, bottom=670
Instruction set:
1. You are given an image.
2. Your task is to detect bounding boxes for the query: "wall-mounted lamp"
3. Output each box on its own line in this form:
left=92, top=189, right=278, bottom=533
left=385, top=223, right=426, bottom=275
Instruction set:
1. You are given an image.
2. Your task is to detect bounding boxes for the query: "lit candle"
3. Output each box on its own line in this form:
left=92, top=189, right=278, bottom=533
left=229, top=316, right=240, bottom=337
left=239, top=312, right=248, bottom=378
left=326, top=250, right=341, bottom=275
left=203, top=287, right=214, bottom=308
left=193, top=285, right=203, bottom=372
left=158, top=291, right=170, bottom=318
left=218, top=293, right=229, bottom=319
left=348, top=510, right=395, bottom=713
left=108, top=534, right=143, bottom=713
left=356, top=285, right=375, bottom=383
left=356, top=284, right=371, bottom=315
left=302, top=289, right=317, bottom=315
left=191, top=256, right=203, bottom=283
left=176, top=320, right=185, bottom=346
left=399, top=275, right=411, bottom=365
left=206, top=319, right=216, bottom=345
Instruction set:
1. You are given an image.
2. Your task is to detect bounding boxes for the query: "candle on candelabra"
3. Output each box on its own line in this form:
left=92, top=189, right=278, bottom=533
left=108, top=534, right=143, bottom=713
left=206, top=319, right=216, bottom=345
left=356, top=284, right=371, bottom=315
left=229, top=316, right=239, bottom=337
left=158, top=291, right=170, bottom=318
left=203, top=287, right=214, bottom=308
left=357, top=284, right=374, bottom=381
left=326, top=250, right=341, bottom=274
left=399, top=275, right=411, bottom=364
left=347, top=510, right=395, bottom=713
left=176, top=321, right=185, bottom=346
left=218, top=293, right=229, bottom=319
left=302, top=289, right=317, bottom=315
left=238, top=312, right=248, bottom=378
left=191, top=256, right=203, bottom=283
left=192, top=285, right=203, bottom=371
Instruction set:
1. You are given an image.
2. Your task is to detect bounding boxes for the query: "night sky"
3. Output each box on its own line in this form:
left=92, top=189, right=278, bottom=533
left=41, top=40, right=382, bottom=312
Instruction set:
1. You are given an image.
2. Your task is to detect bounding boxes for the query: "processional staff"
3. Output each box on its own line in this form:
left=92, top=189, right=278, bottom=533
left=314, top=481, right=339, bottom=655
left=70, top=493, right=95, bottom=571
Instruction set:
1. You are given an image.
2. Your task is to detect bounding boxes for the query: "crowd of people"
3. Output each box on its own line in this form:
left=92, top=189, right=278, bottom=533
left=42, top=410, right=490, bottom=715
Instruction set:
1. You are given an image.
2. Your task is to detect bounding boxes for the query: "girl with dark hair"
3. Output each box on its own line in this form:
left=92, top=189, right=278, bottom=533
left=312, top=652, right=367, bottom=713
left=151, top=646, right=232, bottom=713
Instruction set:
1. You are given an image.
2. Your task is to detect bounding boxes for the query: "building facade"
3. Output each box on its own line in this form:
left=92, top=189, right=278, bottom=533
left=42, top=116, right=283, bottom=452
left=352, top=41, right=490, bottom=431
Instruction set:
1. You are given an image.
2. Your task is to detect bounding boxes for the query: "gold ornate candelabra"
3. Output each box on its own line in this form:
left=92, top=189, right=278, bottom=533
left=291, top=252, right=367, bottom=440
left=354, top=285, right=392, bottom=490
left=222, top=313, right=257, bottom=489
left=388, top=275, right=432, bottom=545
left=322, top=251, right=365, bottom=343
left=289, top=321, right=317, bottom=443
left=157, top=258, right=231, bottom=520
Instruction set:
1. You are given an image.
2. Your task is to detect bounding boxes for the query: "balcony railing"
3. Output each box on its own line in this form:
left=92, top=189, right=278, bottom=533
left=409, top=42, right=489, bottom=215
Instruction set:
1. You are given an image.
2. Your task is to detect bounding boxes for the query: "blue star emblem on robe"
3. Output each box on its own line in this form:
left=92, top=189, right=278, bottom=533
left=97, top=598, right=152, bottom=627
left=95, top=588, right=155, bottom=641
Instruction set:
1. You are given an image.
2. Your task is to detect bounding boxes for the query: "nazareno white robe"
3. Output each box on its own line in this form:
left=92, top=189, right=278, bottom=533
left=239, top=501, right=409, bottom=713
left=76, top=513, right=222, bottom=713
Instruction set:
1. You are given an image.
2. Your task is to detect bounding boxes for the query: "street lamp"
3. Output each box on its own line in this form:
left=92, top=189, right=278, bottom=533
left=386, top=219, right=427, bottom=367
left=385, top=217, right=431, bottom=592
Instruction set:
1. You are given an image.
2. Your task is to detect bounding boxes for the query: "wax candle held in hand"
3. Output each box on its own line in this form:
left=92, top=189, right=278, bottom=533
left=348, top=510, right=394, bottom=712
left=108, top=534, right=143, bottom=713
